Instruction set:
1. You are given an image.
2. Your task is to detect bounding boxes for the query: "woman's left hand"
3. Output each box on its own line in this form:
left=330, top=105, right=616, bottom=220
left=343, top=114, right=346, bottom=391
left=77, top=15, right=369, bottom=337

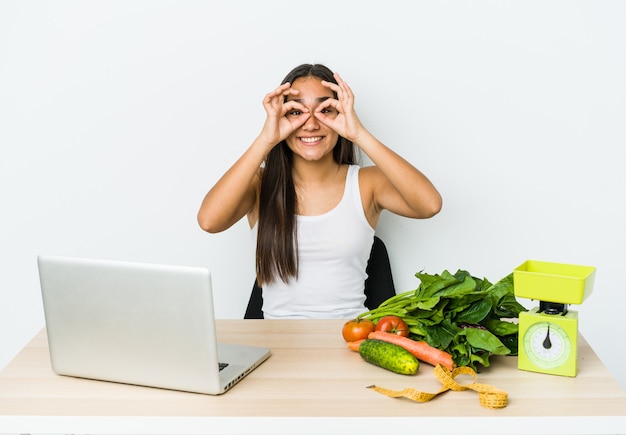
left=315, top=73, right=366, bottom=143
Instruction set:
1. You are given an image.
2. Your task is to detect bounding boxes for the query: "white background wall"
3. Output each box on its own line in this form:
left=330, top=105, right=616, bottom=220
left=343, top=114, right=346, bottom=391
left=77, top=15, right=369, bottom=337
left=1, top=1, right=625, bottom=391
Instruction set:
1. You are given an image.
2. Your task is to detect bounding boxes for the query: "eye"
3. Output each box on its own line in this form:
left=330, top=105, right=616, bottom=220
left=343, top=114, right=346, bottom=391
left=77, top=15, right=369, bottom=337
left=287, top=110, right=303, bottom=117
left=320, top=107, right=336, bottom=114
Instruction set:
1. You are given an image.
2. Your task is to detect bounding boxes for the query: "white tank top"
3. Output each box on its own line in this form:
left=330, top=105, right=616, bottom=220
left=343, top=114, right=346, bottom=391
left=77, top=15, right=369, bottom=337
left=253, top=165, right=375, bottom=319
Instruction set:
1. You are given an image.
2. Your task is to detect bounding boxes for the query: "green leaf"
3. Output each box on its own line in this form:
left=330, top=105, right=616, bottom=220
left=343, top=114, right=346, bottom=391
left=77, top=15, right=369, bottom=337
left=484, top=273, right=528, bottom=318
left=435, top=276, right=477, bottom=299
left=421, top=321, right=454, bottom=349
left=455, top=298, right=493, bottom=324
left=473, top=276, right=493, bottom=292
left=445, top=293, right=486, bottom=316
left=359, top=268, right=529, bottom=370
left=483, top=318, right=519, bottom=336
left=449, top=341, right=470, bottom=367
left=485, top=273, right=514, bottom=303
left=499, top=334, right=519, bottom=356
left=470, top=351, right=491, bottom=369
left=416, top=296, right=441, bottom=310
left=461, top=328, right=511, bottom=355
left=429, top=319, right=461, bottom=349
left=415, top=270, right=459, bottom=299
left=495, top=294, right=528, bottom=318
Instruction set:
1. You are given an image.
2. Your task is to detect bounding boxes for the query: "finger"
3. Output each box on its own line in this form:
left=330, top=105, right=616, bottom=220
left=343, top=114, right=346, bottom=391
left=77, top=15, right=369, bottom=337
left=282, top=100, right=309, bottom=115
left=264, top=84, right=297, bottom=107
left=281, top=88, right=300, bottom=99
left=292, top=113, right=311, bottom=129
left=265, top=93, right=302, bottom=117
left=333, top=72, right=348, bottom=89
left=316, top=97, right=339, bottom=113
left=312, top=111, right=332, bottom=131
left=333, top=73, right=355, bottom=100
left=313, top=109, right=331, bottom=124
left=313, top=101, right=339, bottom=126
left=276, top=82, right=292, bottom=94
left=321, top=81, right=352, bottom=107
left=265, top=82, right=290, bottom=99
left=335, top=76, right=354, bottom=101
left=321, top=79, right=340, bottom=96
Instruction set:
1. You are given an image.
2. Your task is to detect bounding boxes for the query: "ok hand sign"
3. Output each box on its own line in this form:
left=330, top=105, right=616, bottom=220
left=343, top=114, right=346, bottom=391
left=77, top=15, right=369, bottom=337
left=259, top=83, right=309, bottom=148
left=314, top=73, right=366, bottom=144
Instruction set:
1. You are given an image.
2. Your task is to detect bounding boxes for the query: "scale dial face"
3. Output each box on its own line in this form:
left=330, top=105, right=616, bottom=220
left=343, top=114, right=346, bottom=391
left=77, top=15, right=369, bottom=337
left=522, top=321, right=572, bottom=369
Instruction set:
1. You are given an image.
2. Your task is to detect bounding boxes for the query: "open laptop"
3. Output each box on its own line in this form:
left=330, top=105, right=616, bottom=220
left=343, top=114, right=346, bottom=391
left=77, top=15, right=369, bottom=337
left=37, top=254, right=271, bottom=395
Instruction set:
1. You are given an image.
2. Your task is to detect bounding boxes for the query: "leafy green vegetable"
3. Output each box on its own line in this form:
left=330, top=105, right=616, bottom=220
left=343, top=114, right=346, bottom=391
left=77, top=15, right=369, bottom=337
left=357, top=270, right=527, bottom=370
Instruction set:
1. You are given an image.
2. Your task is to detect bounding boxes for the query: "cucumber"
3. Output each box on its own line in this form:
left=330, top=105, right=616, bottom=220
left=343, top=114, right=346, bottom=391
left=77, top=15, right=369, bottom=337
left=358, top=339, right=419, bottom=375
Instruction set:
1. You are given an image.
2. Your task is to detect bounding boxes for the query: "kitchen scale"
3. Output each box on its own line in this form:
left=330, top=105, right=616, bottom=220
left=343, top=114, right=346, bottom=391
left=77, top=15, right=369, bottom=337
left=513, top=260, right=596, bottom=377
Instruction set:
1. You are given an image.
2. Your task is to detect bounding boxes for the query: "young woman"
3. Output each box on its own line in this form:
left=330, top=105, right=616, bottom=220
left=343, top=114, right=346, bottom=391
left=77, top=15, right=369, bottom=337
left=198, top=64, right=442, bottom=319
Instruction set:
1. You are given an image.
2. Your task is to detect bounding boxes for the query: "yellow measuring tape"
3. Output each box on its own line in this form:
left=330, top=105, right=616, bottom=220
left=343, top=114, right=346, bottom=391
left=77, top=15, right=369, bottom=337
left=367, top=364, right=508, bottom=409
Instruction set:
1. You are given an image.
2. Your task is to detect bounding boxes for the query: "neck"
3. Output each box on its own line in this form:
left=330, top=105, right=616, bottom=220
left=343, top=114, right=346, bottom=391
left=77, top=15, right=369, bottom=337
left=292, top=157, right=342, bottom=187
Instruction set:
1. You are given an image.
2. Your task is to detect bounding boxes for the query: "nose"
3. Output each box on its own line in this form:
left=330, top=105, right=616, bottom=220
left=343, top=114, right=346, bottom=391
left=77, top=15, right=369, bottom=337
left=301, top=112, right=319, bottom=131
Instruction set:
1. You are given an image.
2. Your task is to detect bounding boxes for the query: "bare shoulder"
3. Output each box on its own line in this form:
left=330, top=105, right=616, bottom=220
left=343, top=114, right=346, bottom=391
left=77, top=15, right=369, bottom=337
left=357, top=165, right=386, bottom=191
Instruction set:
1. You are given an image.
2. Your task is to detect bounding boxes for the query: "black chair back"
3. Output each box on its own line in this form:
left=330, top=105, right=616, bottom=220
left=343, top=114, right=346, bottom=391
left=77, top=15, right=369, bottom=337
left=244, top=236, right=395, bottom=319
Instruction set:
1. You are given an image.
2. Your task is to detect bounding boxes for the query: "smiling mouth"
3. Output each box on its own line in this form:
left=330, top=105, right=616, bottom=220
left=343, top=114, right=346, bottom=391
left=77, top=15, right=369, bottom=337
left=300, top=136, right=323, bottom=144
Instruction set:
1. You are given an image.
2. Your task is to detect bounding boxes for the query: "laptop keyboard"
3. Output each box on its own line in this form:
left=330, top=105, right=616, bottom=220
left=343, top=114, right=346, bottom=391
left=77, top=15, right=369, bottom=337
left=218, top=362, right=229, bottom=371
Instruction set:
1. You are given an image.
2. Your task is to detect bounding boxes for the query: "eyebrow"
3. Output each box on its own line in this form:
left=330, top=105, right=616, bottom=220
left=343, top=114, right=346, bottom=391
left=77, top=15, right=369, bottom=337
left=289, top=96, right=331, bottom=103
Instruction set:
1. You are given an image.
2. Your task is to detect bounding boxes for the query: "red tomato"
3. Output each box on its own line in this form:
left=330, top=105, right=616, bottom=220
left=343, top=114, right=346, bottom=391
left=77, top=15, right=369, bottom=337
left=342, top=318, right=375, bottom=343
left=375, top=315, right=410, bottom=337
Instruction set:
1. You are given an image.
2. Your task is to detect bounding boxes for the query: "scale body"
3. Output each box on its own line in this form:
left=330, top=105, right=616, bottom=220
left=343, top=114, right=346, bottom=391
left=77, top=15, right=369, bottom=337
left=513, top=260, right=595, bottom=377
left=518, top=307, right=578, bottom=376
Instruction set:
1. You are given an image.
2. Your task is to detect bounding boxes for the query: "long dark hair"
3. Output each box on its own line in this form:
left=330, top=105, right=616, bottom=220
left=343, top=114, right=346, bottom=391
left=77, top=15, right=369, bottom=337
left=256, top=64, right=357, bottom=285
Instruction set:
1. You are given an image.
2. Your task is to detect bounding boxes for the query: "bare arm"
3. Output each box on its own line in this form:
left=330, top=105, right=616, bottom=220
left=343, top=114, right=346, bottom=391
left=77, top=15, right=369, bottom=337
left=356, top=134, right=442, bottom=219
left=197, top=83, right=310, bottom=233
left=315, top=74, right=442, bottom=222
left=197, top=141, right=266, bottom=233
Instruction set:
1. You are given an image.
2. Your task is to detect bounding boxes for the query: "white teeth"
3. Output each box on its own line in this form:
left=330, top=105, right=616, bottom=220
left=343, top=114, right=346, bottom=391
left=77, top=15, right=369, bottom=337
left=301, top=136, right=322, bottom=143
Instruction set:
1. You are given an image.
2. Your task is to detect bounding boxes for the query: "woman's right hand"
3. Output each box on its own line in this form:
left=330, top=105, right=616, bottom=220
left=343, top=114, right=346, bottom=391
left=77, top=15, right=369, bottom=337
left=258, top=83, right=310, bottom=149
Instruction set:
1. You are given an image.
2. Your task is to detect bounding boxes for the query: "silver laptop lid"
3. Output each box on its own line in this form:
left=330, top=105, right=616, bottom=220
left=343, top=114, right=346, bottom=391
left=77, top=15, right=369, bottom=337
left=37, top=255, right=269, bottom=395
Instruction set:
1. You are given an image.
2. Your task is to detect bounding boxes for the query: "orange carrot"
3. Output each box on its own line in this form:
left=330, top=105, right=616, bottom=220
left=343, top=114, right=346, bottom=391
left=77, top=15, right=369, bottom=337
left=368, top=331, right=455, bottom=371
left=346, top=339, right=365, bottom=352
